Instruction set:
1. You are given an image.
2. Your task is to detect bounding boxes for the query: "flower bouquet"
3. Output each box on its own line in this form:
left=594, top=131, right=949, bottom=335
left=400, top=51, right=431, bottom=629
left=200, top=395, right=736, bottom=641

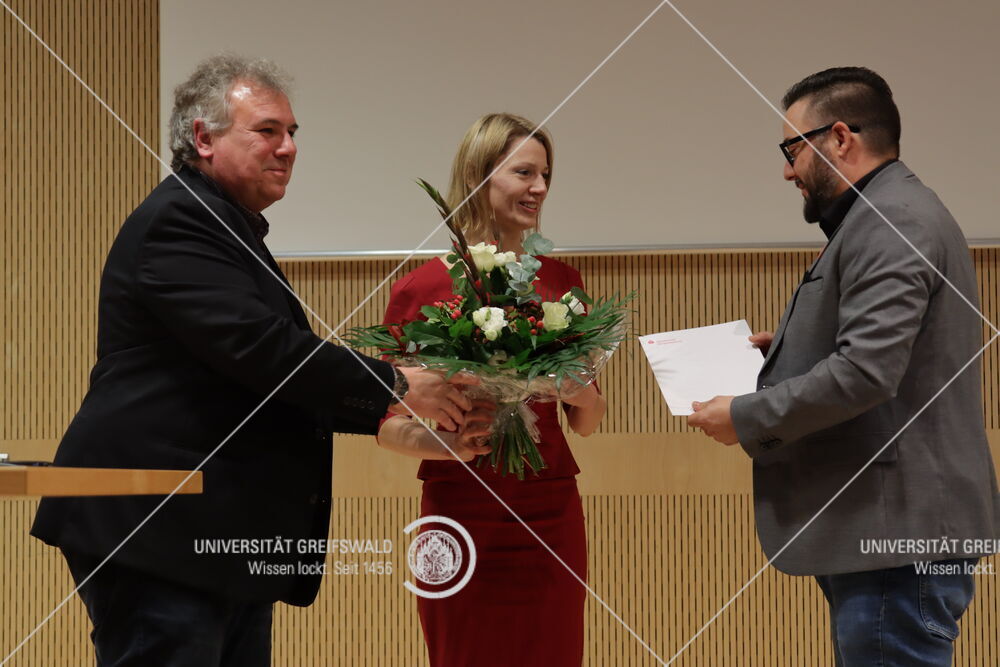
left=347, top=180, right=634, bottom=479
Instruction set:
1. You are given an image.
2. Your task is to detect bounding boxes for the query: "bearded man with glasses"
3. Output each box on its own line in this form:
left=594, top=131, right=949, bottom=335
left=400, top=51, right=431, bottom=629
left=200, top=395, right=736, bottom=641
left=689, top=67, right=999, bottom=666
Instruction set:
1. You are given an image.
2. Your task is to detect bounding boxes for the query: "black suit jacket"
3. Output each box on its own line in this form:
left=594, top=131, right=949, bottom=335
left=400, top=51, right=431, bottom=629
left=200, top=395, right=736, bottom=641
left=31, top=166, right=395, bottom=605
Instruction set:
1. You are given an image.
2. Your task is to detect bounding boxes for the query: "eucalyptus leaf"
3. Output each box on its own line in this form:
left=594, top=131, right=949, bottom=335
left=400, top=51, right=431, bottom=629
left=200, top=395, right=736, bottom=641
left=519, top=255, right=542, bottom=275
left=507, top=266, right=529, bottom=283
left=508, top=280, right=532, bottom=295
left=523, top=233, right=554, bottom=256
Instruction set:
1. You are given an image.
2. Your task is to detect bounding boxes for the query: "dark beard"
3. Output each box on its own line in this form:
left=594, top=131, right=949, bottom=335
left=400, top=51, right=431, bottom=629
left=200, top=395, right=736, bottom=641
left=801, top=157, right=839, bottom=223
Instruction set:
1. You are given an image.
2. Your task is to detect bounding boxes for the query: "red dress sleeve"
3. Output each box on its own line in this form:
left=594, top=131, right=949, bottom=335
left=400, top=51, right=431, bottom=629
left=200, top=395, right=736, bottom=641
left=377, top=260, right=456, bottom=439
left=383, top=260, right=456, bottom=326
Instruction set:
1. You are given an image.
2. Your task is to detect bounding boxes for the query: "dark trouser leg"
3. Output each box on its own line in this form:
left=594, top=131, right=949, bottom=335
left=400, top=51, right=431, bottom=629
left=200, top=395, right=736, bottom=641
left=63, top=550, right=272, bottom=667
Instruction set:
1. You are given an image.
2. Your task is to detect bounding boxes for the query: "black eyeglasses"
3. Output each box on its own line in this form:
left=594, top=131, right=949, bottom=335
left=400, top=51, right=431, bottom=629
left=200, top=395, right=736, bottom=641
left=779, top=123, right=860, bottom=165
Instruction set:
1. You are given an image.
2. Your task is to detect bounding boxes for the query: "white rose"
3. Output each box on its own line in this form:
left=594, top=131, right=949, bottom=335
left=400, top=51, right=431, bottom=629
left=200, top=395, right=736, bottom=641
left=494, top=251, right=518, bottom=267
left=560, top=291, right=585, bottom=315
left=471, top=306, right=500, bottom=327
left=472, top=306, right=507, bottom=340
left=541, top=301, right=571, bottom=332
left=482, top=320, right=506, bottom=340
left=468, top=242, right=499, bottom=273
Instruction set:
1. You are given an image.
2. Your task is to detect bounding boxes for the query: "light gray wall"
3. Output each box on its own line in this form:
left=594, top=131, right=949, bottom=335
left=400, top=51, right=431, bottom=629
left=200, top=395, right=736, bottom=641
left=161, top=0, right=999, bottom=253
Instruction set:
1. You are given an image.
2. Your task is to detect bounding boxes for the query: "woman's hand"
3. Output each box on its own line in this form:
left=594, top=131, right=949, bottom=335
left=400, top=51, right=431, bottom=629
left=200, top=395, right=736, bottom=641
left=562, top=383, right=606, bottom=437
left=560, top=382, right=601, bottom=409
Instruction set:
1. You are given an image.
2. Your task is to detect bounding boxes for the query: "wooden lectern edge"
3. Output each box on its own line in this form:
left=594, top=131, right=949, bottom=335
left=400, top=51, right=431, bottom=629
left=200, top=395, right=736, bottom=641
left=0, top=467, right=203, bottom=497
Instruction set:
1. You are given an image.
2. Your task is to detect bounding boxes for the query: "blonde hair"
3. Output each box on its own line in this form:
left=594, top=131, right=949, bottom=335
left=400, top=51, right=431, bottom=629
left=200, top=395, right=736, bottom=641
left=445, top=113, right=553, bottom=242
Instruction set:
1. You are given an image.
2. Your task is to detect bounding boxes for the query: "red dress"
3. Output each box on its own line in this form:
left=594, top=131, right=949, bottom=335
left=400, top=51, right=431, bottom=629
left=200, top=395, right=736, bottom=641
left=383, top=256, right=588, bottom=666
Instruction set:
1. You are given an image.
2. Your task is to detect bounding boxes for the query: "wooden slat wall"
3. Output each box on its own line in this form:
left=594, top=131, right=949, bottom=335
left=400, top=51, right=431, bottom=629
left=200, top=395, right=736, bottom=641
left=2, top=0, right=160, bottom=443
left=2, top=1, right=999, bottom=664
left=4, top=493, right=998, bottom=665
left=1, top=1, right=161, bottom=664
left=980, top=247, right=999, bottom=430
left=282, top=250, right=999, bottom=436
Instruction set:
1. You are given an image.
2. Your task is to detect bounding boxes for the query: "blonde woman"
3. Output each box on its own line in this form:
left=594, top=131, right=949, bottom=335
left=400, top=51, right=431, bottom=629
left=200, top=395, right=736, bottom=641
left=378, top=114, right=605, bottom=665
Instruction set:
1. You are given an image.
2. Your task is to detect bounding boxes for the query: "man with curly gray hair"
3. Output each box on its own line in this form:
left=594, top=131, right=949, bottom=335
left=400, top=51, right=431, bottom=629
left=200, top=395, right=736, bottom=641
left=168, top=54, right=291, bottom=173
left=169, top=53, right=297, bottom=215
left=32, top=54, right=477, bottom=666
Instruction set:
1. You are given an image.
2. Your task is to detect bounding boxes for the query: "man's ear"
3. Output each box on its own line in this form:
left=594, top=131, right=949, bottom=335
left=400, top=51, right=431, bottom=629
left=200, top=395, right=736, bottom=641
left=831, top=120, right=857, bottom=157
left=193, top=119, right=214, bottom=160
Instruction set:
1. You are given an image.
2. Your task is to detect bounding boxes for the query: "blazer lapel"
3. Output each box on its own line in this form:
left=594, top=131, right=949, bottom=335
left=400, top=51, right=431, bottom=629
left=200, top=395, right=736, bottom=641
left=179, top=167, right=313, bottom=332
left=758, top=162, right=910, bottom=379
left=258, top=245, right=311, bottom=331
left=761, top=235, right=838, bottom=376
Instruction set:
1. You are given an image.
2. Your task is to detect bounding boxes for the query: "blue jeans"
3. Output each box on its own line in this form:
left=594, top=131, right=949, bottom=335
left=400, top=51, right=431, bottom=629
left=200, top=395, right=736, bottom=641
left=64, top=550, right=273, bottom=667
left=815, top=559, right=977, bottom=666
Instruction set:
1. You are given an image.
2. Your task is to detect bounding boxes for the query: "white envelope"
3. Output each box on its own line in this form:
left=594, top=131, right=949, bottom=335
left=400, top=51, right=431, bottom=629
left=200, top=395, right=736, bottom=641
left=639, top=320, right=764, bottom=416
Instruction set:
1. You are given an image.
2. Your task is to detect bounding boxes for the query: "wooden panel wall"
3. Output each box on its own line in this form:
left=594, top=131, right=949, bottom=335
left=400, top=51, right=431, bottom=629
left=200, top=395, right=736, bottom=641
left=1, top=1, right=161, bottom=664
left=282, top=249, right=999, bottom=436
left=2, top=0, right=161, bottom=444
left=2, top=1, right=999, bottom=665
left=4, top=492, right=999, bottom=666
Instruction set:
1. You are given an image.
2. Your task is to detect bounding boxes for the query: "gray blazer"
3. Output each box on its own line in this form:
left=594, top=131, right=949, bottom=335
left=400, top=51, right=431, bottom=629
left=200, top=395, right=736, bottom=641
left=731, top=161, right=1000, bottom=575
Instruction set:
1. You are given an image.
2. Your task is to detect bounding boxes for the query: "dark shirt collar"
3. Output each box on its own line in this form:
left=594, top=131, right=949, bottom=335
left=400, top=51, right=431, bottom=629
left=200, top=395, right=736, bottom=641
left=181, top=165, right=270, bottom=247
left=818, top=159, right=897, bottom=240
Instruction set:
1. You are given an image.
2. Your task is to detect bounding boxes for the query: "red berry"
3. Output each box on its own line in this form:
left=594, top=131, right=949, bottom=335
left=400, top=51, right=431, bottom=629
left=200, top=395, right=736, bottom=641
left=530, top=328, right=537, bottom=336
left=537, top=321, right=545, bottom=329
left=451, top=311, right=460, bottom=320
left=527, top=316, right=536, bottom=324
